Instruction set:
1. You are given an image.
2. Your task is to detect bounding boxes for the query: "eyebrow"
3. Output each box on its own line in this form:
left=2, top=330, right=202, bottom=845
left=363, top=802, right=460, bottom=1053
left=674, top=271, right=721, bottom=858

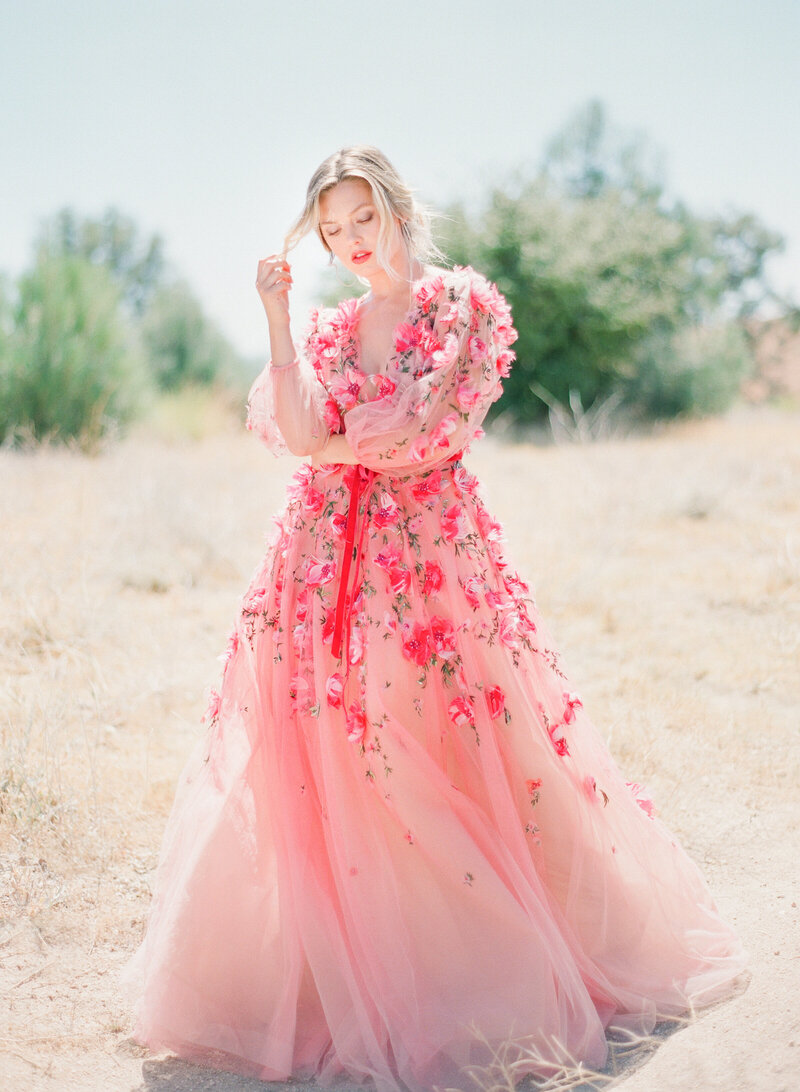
left=319, top=202, right=373, bottom=225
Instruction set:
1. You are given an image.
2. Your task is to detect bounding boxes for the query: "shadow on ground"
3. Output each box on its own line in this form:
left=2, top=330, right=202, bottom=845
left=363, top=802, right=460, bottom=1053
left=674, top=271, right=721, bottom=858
left=128, top=1013, right=691, bottom=1092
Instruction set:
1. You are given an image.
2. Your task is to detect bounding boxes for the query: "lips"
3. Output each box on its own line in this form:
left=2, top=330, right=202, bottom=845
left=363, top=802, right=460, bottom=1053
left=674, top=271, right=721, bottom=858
left=352, top=251, right=372, bottom=264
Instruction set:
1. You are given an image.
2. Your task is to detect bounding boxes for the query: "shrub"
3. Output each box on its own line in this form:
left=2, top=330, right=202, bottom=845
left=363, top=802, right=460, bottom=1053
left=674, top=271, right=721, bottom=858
left=629, top=321, right=754, bottom=419
left=139, top=279, right=250, bottom=393
left=0, top=254, right=151, bottom=449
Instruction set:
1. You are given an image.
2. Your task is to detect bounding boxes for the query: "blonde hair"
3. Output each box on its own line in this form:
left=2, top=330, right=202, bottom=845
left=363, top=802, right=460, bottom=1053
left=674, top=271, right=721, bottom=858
left=282, top=145, right=447, bottom=281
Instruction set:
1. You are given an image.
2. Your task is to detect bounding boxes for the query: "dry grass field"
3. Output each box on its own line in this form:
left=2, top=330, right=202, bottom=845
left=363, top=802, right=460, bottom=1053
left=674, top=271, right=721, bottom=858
left=1, top=404, right=798, bottom=1092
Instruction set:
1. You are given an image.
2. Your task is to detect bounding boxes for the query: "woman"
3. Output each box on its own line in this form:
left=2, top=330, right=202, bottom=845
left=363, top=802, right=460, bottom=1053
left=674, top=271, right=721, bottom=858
left=121, top=146, right=746, bottom=1091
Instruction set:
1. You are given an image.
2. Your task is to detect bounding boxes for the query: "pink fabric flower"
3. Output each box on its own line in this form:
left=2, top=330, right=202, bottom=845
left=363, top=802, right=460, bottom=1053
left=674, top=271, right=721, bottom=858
left=429, top=616, right=457, bottom=661
left=476, top=506, right=504, bottom=543
left=373, top=491, right=401, bottom=529
left=503, top=571, right=531, bottom=600
left=323, top=398, right=342, bottom=432
left=331, top=297, right=358, bottom=340
left=498, top=610, right=523, bottom=650
left=415, top=275, right=444, bottom=312
left=470, top=278, right=495, bottom=314
left=456, top=384, right=482, bottom=411
left=486, top=685, right=505, bottom=719
left=430, top=414, right=459, bottom=451
left=448, top=696, right=474, bottom=728
left=326, top=673, right=344, bottom=709
left=375, top=543, right=403, bottom=571
left=408, top=435, right=431, bottom=464
left=314, top=322, right=339, bottom=362
left=416, top=325, right=443, bottom=360
left=438, top=301, right=460, bottom=328
left=454, top=466, right=480, bottom=495
left=563, top=692, right=583, bottom=725
left=389, top=565, right=412, bottom=596
left=412, top=471, right=445, bottom=501
left=468, top=335, right=489, bottom=361
left=495, top=350, right=515, bottom=378
left=525, top=777, right=543, bottom=795
left=402, top=621, right=433, bottom=667
left=243, top=586, right=268, bottom=613
left=441, top=502, right=467, bottom=543
left=349, top=625, right=366, bottom=666
left=431, top=332, right=459, bottom=371
left=303, top=487, right=325, bottom=516
left=219, top=629, right=240, bottom=668
left=346, top=701, right=368, bottom=745
left=305, top=556, right=336, bottom=589
left=329, top=367, right=366, bottom=410
left=423, top=560, right=444, bottom=596
left=373, top=374, right=397, bottom=399
left=286, top=463, right=314, bottom=502
left=462, top=575, right=483, bottom=610
left=394, top=323, right=418, bottom=353
left=330, top=511, right=347, bottom=538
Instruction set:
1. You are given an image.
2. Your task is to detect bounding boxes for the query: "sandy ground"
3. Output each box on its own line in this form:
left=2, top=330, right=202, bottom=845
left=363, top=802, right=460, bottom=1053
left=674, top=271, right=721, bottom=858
left=1, top=405, right=798, bottom=1092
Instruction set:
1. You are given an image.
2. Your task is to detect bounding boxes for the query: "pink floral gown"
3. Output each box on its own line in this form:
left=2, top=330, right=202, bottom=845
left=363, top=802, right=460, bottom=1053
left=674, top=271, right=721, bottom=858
left=121, top=265, right=746, bottom=1091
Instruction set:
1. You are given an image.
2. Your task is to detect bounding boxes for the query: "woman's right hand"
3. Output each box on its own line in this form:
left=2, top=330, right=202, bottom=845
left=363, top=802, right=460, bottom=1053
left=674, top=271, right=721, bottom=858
left=255, top=254, right=293, bottom=325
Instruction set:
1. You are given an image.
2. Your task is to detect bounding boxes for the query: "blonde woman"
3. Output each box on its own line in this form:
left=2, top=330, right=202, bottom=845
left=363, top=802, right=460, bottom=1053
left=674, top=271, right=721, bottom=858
left=121, top=145, right=746, bottom=1091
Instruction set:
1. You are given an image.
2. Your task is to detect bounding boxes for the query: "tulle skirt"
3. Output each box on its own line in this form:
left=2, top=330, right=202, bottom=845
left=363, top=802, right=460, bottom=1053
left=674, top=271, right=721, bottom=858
left=120, top=457, right=746, bottom=1091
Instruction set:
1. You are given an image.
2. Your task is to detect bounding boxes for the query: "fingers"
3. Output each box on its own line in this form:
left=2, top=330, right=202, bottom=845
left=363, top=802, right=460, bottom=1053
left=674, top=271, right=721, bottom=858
left=258, top=254, right=291, bottom=274
left=256, top=254, right=293, bottom=294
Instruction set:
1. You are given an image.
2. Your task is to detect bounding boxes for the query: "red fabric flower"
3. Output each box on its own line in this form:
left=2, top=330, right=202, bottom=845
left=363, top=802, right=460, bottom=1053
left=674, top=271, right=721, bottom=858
left=346, top=701, right=368, bottom=745
left=402, top=621, right=433, bottom=667
left=486, top=685, right=505, bottom=719
left=423, top=561, right=444, bottom=596
left=448, top=696, right=474, bottom=727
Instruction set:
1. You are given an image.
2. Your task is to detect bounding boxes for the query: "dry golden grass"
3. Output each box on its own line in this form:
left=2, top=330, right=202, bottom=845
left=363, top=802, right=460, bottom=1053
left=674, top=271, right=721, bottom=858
left=1, top=404, right=798, bottom=1091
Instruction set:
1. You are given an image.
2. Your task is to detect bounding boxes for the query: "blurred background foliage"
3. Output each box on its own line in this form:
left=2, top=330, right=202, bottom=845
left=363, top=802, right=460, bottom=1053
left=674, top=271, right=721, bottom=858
left=1, top=100, right=797, bottom=450
left=435, top=99, right=795, bottom=429
left=0, top=208, right=252, bottom=449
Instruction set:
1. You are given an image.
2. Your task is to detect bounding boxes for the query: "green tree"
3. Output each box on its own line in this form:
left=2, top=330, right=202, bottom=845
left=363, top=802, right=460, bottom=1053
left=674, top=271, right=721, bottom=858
left=439, top=99, right=789, bottom=424
left=0, top=253, right=150, bottom=448
left=37, top=207, right=165, bottom=315
left=139, top=279, right=249, bottom=392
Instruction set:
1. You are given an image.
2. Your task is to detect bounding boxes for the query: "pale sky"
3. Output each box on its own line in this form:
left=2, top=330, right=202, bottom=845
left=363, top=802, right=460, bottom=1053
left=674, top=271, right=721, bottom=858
left=1, top=0, right=798, bottom=360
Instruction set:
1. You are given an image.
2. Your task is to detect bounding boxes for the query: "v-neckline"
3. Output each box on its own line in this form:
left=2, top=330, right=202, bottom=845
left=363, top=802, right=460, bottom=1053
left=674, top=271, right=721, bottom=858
left=348, top=267, right=444, bottom=379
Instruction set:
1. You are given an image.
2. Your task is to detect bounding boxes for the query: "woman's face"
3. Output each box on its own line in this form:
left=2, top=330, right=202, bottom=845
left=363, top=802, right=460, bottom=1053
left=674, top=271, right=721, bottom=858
left=318, top=178, right=402, bottom=277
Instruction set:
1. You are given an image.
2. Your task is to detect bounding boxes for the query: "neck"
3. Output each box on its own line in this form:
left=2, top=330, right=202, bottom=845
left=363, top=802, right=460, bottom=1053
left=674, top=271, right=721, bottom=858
left=365, top=252, right=426, bottom=303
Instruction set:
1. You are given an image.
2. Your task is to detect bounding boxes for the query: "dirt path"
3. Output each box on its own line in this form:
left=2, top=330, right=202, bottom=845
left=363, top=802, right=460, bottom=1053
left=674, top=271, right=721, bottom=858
left=1, top=406, right=798, bottom=1091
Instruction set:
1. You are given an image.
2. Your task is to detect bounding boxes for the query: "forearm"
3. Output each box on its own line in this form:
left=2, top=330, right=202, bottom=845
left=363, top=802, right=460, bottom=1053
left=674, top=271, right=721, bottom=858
left=309, top=432, right=362, bottom=466
left=267, top=315, right=296, bottom=368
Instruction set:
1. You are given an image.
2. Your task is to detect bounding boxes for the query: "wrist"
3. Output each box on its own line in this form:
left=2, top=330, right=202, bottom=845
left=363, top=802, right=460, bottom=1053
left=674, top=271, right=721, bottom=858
left=270, top=356, right=299, bottom=372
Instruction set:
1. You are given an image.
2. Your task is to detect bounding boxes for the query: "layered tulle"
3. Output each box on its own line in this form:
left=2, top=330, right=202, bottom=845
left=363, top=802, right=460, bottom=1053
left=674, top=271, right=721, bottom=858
left=120, top=267, right=746, bottom=1091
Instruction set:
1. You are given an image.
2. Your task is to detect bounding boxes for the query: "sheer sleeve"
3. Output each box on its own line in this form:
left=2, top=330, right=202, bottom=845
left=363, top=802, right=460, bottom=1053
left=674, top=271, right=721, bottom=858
left=245, top=310, right=337, bottom=457
left=342, top=267, right=517, bottom=474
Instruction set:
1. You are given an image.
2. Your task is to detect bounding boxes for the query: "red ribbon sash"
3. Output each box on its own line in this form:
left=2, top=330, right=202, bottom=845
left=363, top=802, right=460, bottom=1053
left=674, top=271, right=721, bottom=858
left=330, top=451, right=464, bottom=672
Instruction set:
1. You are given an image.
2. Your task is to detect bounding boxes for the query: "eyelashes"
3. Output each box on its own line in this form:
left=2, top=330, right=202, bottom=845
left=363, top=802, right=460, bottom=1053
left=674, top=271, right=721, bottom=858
left=324, top=214, right=373, bottom=238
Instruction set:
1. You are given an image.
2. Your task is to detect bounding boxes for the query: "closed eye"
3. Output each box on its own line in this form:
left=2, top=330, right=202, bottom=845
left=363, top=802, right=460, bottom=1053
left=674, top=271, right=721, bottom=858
left=323, top=213, right=372, bottom=238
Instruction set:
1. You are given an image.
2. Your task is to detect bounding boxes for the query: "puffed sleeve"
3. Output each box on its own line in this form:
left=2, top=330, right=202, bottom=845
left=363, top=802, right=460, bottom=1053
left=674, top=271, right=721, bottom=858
left=342, top=266, right=517, bottom=474
left=245, top=308, right=338, bottom=457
